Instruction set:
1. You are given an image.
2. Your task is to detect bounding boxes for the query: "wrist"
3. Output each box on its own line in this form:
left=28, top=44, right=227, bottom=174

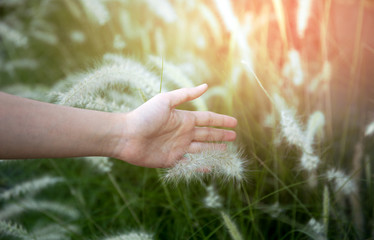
left=103, top=112, right=135, bottom=161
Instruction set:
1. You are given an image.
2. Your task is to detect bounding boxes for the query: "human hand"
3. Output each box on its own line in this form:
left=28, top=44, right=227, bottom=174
left=112, top=84, right=238, bottom=168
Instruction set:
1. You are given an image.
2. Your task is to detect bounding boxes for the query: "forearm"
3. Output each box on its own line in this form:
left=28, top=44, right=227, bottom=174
left=0, top=92, right=124, bottom=159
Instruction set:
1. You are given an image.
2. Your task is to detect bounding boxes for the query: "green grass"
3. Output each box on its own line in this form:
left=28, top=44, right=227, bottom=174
left=1, top=0, right=373, bottom=239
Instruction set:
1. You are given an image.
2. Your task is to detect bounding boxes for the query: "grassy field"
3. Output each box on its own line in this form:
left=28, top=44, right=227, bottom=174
left=1, top=0, right=373, bottom=239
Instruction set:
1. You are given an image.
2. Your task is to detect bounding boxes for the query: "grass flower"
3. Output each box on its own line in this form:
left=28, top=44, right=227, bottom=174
left=0, top=199, right=80, bottom=220
left=0, top=22, right=28, bottom=47
left=204, top=185, right=222, bottom=209
left=300, top=152, right=320, bottom=172
left=142, top=0, right=177, bottom=23
left=306, top=218, right=326, bottom=240
left=31, top=223, right=79, bottom=240
left=2, top=59, right=39, bottom=75
left=276, top=95, right=324, bottom=172
left=102, top=231, right=153, bottom=240
left=326, top=169, right=356, bottom=195
left=162, top=145, right=246, bottom=184
left=322, top=185, right=330, bottom=235
left=220, top=211, right=243, bottom=240
left=305, top=111, right=325, bottom=149
left=309, top=61, right=332, bottom=92
left=0, top=220, right=29, bottom=239
left=55, top=57, right=160, bottom=110
left=113, top=34, right=126, bottom=50
left=0, top=176, right=64, bottom=201
left=213, top=0, right=239, bottom=33
left=296, top=0, right=312, bottom=38
left=70, top=30, right=86, bottom=44
left=365, top=121, right=374, bottom=137
left=282, top=49, right=304, bottom=86
left=0, top=0, right=25, bottom=7
left=266, top=202, right=283, bottom=218
left=82, top=157, right=113, bottom=173
left=80, top=0, right=110, bottom=25
left=1, top=84, right=50, bottom=101
left=31, top=30, right=58, bottom=45
left=280, top=110, right=305, bottom=149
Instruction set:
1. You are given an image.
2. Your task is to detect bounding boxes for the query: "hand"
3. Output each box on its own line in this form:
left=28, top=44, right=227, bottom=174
left=112, top=84, right=238, bottom=168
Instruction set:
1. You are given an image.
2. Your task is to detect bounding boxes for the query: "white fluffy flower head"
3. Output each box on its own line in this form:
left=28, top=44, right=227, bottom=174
left=326, top=169, right=356, bottom=195
left=162, top=144, right=246, bottom=184
left=204, top=185, right=222, bottom=209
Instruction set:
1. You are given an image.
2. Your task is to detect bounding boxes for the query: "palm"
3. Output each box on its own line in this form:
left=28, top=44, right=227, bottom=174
left=116, top=85, right=238, bottom=168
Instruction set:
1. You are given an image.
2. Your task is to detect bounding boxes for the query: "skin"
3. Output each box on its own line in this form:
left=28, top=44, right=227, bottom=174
left=0, top=84, right=237, bottom=168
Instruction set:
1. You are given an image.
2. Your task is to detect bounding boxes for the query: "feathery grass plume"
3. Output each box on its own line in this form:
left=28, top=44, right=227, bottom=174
left=56, top=57, right=160, bottom=109
left=198, top=3, right=223, bottom=45
left=280, top=110, right=305, bottom=149
left=213, top=0, right=254, bottom=70
left=0, top=199, right=80, bottom=220
left=31, top=30, right=58, bottom=45
left=1, top=84, right=50, bottom=102
left=2, top=59, right=39, bottom=75
left=162, top=144, right=246, bottom=184
left=326, top=169, right=356, bottom=195
left=305, top=111, right=325, bottom=150
left=309, top=61, right=332, bottom=92
left=265, top=202, right=283, bottom=218
left=119, top=10, right=139, bottom=40
left=0, top=220, right=29, bottom=239
left=31, top=223, right=79, bottom=240
left=0, top=176, right=64, bottom=201
left=70, top=30, right=86, bottom=44
left=365, top=121, right=374, bottom=136
left=0, top=22, right=28, bottom=47
left=154, top=28, right=166, bottom=56
left=82, top=157, right=113, bottom=173
left=113, top=34, right=126, bottom=50
left=305, top=218, right=326, bottom=240
left=272, top=92, right=289, bottom=112
left=322, top=185, right=329, bottom=236
left=220, top=211, right=243, bottom=240
left=300, top=152, right=320, bottom=172
left=147, top=55, right=207, bottom=111
left=0, top=0, right=25, bottom=7
left=80, top=0, right=110, bottom=25
left=213, top=0, right=239, bottom=33
left=282, top=49, right=304, bottom=86
left=296, top=0, right=312, bottom=38
left=102, top=231, right=153, bottom=240
left=142, top=0, right=177, bottom=23
left=195, top=32, right=207, bottom=50
left=204, top=185, right=222, bottom=209
left=276, top=95, right=322, bottom=172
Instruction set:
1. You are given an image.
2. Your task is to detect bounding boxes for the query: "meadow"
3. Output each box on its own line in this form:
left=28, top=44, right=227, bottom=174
left=0, top=0, right=373, bottom=239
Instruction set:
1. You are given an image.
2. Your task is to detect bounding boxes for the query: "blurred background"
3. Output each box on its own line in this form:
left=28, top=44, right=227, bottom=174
left=1, top=0, right=374, bottom=239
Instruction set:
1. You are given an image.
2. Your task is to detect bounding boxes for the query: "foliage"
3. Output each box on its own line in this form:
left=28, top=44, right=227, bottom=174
left=1, top=0, right=374, bottom=239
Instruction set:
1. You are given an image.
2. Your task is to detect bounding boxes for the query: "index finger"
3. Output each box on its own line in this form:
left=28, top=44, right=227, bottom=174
left=192, top=111, right=238, bottom=128
left=166, top=84, right=208, bottom=108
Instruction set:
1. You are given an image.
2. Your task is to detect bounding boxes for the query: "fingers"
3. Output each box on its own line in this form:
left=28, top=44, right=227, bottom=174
left=188, top=142, right=227, bottom=153
left=194, top=127, right=236, bottom=142
left=166, top=84, right=208, bottom=108
left=192, top=111, right=237, bottom=128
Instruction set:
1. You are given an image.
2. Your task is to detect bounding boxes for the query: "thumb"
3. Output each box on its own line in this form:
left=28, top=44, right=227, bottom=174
left=166, top=84, right=208, bottom=108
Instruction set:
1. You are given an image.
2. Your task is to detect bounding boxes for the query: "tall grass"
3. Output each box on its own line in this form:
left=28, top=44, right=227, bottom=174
left=1, top=0, right=373, bottom=239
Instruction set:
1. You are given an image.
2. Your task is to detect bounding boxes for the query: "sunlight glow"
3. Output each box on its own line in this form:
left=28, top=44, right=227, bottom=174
left=297, top=0, right=312, bottom=38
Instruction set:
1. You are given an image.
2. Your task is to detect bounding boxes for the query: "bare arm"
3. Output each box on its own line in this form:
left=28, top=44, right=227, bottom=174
left=0, top=84, right=237, bottom=168
left=0, top=91, right=123, bottom=159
